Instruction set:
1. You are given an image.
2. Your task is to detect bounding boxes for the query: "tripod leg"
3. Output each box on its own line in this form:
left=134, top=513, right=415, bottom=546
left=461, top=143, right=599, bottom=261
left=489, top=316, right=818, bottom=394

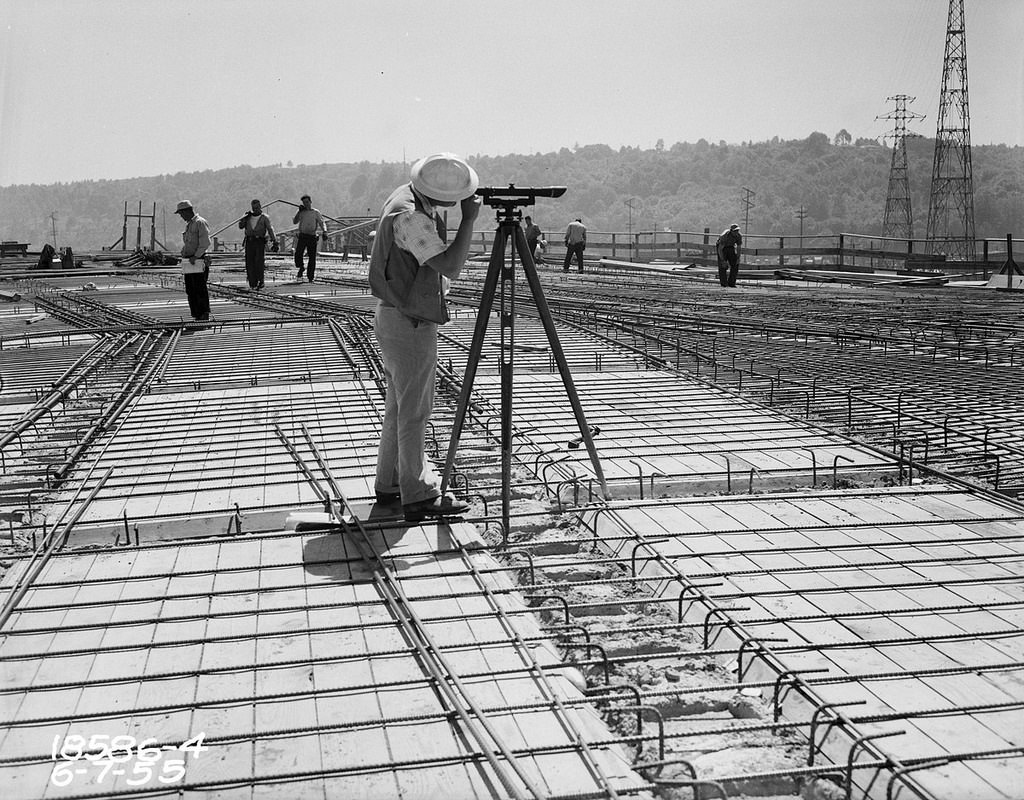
left=439, top=226, right=508, bottom=494
left=498, top=219, right=519, bottom=536
left=514, top=224, right=611, bottom=500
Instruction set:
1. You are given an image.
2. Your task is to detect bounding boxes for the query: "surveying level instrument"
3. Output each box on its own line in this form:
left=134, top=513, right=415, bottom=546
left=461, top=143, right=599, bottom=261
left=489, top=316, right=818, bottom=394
left=440, top=185, right=610, bottom=537
left=476, top=185, right=567, bottom=202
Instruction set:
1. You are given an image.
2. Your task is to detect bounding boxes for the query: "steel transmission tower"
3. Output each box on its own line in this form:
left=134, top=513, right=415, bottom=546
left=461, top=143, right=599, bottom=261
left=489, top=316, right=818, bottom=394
left=741, top=187, right=756, bottom=232
left=925, top=0, right=976, bottom=260
left=877, top=95, right=924, bottom=240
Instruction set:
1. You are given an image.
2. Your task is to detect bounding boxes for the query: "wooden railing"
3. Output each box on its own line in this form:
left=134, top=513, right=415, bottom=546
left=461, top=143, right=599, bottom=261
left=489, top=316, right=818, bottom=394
left=465, top=227, right=1020, bottom=279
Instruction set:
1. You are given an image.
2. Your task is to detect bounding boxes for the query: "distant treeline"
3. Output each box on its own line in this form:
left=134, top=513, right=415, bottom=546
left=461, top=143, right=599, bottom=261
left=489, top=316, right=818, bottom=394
left=1, top=132, right=1021, bottom=250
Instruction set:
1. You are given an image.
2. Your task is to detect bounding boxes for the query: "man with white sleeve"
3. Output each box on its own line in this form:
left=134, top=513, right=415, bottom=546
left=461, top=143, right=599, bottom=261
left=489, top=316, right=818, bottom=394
left=174, top=200, right=211, bottom=321
left=368, top=153, right=481, bottom=523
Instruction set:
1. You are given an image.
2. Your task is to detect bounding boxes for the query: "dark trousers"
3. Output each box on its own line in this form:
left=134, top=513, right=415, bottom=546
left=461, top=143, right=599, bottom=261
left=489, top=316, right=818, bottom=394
left=244, top=237, right=266, bottom=288
left=295, top=234, right=318, bottom=281
left=563, top=242, right=585, bottom=272
left=184, top=268, right=210, bottom=320
left=718, top=247, right=739, bottom=286
left=527, top=239, right=539, bottom=262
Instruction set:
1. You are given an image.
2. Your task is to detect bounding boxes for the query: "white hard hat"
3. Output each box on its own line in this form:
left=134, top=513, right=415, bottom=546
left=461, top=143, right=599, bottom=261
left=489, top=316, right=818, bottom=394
left=410, top=153, right=479, bottom=203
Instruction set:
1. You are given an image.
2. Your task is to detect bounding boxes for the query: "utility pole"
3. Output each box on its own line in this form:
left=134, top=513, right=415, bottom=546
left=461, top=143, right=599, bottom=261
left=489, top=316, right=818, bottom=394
left=877, top=95, right=925, bottom=241
left=925, top=0, right=976, bottom=261
left=50, top=212, right=58, bottom=248
left=795, top=206, right=807, bottom=240
left=741, top=187, right=756, bottom=232
left=795, top=206, right=807, bottom=264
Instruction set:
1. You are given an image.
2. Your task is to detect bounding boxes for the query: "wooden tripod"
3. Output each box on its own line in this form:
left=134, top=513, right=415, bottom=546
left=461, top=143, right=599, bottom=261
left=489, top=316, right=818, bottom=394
left=440, top=195, right=609, bottom=537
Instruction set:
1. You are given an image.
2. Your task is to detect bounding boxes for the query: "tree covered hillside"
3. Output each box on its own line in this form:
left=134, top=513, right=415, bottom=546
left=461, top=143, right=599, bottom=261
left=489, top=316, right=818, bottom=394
left=1, top=133, right=1020, bottom=250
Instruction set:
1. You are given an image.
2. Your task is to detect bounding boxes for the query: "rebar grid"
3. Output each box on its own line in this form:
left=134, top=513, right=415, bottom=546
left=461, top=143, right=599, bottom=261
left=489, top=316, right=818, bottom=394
left=5, top=261, right=1024, bottom=799
left=440, top=260, right=1024, bottom=492
left=14, top=479, right=1016, bottom=796
left=566, top=486, right=1024, bottom=800
left=0, top=407, right=646, bottom=799
left=0, top=535, right=646, bottom=797
left=451, top=371, right=896, bottom=493
left=489, top=278, right=1024, bottom=494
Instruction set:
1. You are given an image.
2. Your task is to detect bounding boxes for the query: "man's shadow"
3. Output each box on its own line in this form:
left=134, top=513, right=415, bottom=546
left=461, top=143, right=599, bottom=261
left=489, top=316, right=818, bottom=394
left=300, top=505, right=439, bottom=580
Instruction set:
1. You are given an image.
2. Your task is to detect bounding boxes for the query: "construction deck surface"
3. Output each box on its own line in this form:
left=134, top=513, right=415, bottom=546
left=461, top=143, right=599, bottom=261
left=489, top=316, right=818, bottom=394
left=1, top=256, right=1023, bottom=799
left=1, top=521, right=644, bottom=799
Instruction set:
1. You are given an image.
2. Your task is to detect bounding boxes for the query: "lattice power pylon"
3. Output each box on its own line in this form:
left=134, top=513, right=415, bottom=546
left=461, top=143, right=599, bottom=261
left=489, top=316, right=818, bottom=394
left=878, top=95, right=925, bottom=240
left=925, top=0, right=977, bottom=260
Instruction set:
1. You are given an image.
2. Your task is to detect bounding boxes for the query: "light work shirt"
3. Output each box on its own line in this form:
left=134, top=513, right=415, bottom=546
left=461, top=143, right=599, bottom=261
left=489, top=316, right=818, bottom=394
left=246, top=213, right=275, bottom=239
left=181, top=215, right=210, bottom=258
left=565, top=221, right=586, bottom=245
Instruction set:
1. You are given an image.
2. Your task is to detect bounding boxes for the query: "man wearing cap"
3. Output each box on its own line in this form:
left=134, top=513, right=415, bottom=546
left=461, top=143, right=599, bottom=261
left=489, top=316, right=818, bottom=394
left=174, top=200, right=211, bottom=321
left=238, top=198, right=277, bottom=290
left=368, top=153, right=481, bottom=523
left=292, top=194, right=326, bottom=282
left=716, top=224, right=742, bottom=287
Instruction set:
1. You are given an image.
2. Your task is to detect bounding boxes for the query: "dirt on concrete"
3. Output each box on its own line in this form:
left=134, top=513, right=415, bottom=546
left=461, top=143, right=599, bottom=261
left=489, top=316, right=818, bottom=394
left=488, top=483, right=813, bottom=799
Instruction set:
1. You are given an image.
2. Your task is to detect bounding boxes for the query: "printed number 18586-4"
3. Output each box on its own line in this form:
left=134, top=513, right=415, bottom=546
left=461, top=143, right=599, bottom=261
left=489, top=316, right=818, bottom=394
left=50, top=733, right=207, bottom=787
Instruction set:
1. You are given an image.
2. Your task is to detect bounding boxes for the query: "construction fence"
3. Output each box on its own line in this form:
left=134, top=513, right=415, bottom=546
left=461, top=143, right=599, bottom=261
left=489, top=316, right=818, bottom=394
left=467, top=228, right=1021, bottom=280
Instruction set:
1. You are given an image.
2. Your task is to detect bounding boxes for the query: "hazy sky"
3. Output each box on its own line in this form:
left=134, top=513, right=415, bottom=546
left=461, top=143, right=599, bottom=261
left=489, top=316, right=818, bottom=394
left=1, top=0, right=1021, bottom=187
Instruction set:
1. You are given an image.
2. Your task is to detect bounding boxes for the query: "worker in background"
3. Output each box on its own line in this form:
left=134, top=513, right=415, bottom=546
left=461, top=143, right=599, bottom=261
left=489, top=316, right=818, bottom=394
left=37, top=243, right=55, bottom=270
left=174, top=200, right=211, bottom=321
left=368, top=153, right=480, bottom=523
left=524, top=215, right=544, bottom=264
left=563, top=217, right=587, bottom=273
left=239, top=199, right=278, bottom=290
left=293, top=194, right=326, bottom=282
left=716, top=223, right=742, bottom=287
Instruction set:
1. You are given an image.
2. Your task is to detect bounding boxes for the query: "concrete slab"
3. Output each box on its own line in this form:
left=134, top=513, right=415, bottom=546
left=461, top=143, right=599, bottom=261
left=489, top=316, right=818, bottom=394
left=0, top=517, right=646, bottom=798
left=596, top=485, right=1024, bottom=798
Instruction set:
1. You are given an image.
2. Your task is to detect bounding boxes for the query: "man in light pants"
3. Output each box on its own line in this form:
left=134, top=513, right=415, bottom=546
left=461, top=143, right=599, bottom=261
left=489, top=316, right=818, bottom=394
left=368, top=153, right=481, bottom=523
left=292, top=194, right=326, bottom=282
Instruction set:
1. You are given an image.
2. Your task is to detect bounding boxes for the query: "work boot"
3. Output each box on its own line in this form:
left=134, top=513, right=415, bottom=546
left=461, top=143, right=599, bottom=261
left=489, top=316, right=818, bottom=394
left=374, top=490, right=401, bottom=505
left=403, top=494, right=470, bottom=523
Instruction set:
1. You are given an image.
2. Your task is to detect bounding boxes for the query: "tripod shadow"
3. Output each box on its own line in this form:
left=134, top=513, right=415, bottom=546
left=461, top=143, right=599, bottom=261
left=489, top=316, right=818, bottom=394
left=301, top=533, right=374, bottom=581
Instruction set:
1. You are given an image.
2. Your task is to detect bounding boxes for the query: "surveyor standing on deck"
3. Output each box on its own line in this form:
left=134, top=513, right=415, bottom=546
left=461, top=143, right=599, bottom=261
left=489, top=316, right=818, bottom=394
left=716, top=223, right=742, bottom=287
left=293, top=194, right=326, bottom=282
left=368, top=153, right=480, bottom=523
left=239, top=199, right=278, bottom=290
left=174, top=200, right=211, bottom=321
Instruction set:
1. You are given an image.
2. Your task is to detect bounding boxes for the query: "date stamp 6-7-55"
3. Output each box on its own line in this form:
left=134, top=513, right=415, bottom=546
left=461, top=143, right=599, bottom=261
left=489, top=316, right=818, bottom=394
left=49, top=733, right=208, bottom=787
